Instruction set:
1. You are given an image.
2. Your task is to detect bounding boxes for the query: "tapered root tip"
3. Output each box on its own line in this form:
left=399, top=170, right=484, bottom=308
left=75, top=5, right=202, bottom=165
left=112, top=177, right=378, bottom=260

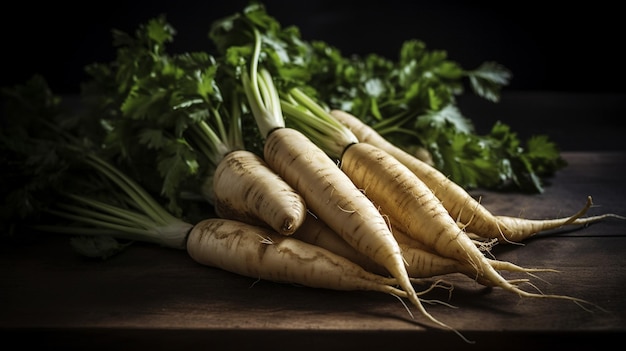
left=281, top=220, right=296, bottom=235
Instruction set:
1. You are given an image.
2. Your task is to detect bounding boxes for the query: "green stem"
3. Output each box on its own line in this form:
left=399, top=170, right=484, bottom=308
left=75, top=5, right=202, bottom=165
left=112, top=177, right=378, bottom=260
left=241, top=28, right=285, bottom=138
left=55, top=203, right=143, bottom=230
left=62, top=195, right=155, bottom=229
left=370, top=111, right=412, bottom=132
left=227, top=94, right=244, bottom=149
left=191, top=119, right=231, bottom=166
left=377, top=126, right=424, bottom=140
left=84, top=154, right=177, bottom=226
left=188, top=129, right=218, bottom=167
left=281, top=88, right=358, bottom=159
left=45, top=208, right=159, bottom=240
left=31, top=225, right=142, bottom=239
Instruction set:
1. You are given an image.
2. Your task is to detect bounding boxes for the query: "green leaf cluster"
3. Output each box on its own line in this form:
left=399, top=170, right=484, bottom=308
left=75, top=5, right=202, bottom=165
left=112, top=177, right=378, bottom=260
left=81, top=15, right=261, bottom=215
left=1, top=76, right=194, bottom=256
left=206, top=1, right=565, bottom=192
left=2, top=0, right=570, bottom=250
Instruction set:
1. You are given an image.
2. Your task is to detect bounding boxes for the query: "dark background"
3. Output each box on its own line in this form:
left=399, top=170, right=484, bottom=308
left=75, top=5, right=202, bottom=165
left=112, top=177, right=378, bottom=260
left=3, top=0, right=625, bottom=151
left=3, top=0, right=625, bottom=95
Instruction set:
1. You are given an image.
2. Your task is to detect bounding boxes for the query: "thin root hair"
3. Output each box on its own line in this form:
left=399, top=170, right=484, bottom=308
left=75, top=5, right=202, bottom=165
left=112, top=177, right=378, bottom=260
left=473, top=237, right=499, bottom=253
left=456, top=194, right=479, bottom=231
left=390, top=292, right=414, bottom=320
left=506, top=278, right=531, bottom=286
left=415, top=278, right=455, bottom=297
left=412, top=299, right=477, bottom=345
left=249, top=277, right=262, bottom=289
left=511, top=282, right=606, bottom=313
left=420, top=298, right=459, bottom=309
left=518, top=279, right=545, bottom=295
left=496, top=218, right=523, bottom=245
left=256, top=234, right=275, bottom=245
left=306, top=209, right=318, bottom=219
left=572, top=299, right=609, bottom=314
left=457, top=228, right=483, bottom=279
left=358, top=183, right=370, bottom=196
left=523, top=271, right=554, bottom=285
left=380, top=211, right=392, bottom=231
left=337, top=204, right=356, bottom=214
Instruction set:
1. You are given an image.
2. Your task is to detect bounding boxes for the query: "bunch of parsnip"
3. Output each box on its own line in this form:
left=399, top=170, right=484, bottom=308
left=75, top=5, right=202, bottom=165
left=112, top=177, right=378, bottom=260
left=3, top=2, right=624, bottom=344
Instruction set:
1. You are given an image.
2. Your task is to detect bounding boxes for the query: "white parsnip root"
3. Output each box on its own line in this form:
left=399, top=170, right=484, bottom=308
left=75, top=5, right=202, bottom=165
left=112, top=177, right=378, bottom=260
left=188, top=218, right=412, bottom=298
left=213, top=149, right=307, bottom=235
left=13, top=6, right=625, bottom=348
left=239, top=28, right=455, bottom=335
left=330, top=109, right=624, bottom=243
left=339, top=130, right=603, bottom=311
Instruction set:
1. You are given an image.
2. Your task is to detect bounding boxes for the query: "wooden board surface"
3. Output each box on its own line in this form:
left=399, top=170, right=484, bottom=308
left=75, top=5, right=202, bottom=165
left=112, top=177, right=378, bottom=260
left=1, top=151, right=625, bottom=350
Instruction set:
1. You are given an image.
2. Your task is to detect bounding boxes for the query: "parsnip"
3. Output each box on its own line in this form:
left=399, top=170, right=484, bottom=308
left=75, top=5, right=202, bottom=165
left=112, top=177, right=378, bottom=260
left=213, top=149, right=306, bottom=235
left=330, top=109, right=624, bottom=243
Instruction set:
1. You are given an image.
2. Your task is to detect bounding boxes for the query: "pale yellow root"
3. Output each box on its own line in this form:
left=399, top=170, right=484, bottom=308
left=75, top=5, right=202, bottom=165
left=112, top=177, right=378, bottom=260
left=495, top=209, right=626, bottom=243
left=264, top=128, right=469, bottom=340
left=291, top=212, right=388, bottom=275
left=188, top=218, right=466, bottom=323
left=330, top=109, right=621, bottom=243
left=488, top=259, right=560, bottom=275
left=294, top=212, right=481, bottom=290
left=213, top=149, right=307, bottom=235
left=394, top=225, right=559, bottom=285
left=187, top=218, right=409, bottom=296
left=490, top=196, right=593, bottom=243
left=340, top=141, right=603, bottom=314
left=570, top=213, right=626, bottom=224
left=329, top=109, right=498, bottom=236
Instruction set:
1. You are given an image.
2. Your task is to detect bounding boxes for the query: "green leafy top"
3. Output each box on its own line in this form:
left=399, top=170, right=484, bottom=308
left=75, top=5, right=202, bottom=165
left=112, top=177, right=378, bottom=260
left=207, top=2, right=565, bottom=192
left=3, top=2, right=569, bottom=249
left=1, top=76, right=77, bottom=233
left=81, top=15, right=254, bottom=214
left=1, top=77, right=193, bottom=256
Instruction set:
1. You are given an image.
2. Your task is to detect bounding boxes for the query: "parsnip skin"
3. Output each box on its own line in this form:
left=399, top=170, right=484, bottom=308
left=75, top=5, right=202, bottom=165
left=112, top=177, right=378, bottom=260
left=291, top=213, right=387, bottom=275
left=186, top=218, right=408, bottom=296
left=341, top=141, right=594, bottom=307
left=264, top=129, right=413, bottom=285
left=262, top=128, right=455, bottom=321
left=213, top=149, right=306, bottom=236
left=330, top=109, right=615, bottom=243
left=293, top=212, right=481, bottom=283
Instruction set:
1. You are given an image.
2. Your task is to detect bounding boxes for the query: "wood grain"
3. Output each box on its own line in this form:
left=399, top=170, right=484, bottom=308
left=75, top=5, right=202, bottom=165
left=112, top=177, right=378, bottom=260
left=1, top=152, right=625, bottom=350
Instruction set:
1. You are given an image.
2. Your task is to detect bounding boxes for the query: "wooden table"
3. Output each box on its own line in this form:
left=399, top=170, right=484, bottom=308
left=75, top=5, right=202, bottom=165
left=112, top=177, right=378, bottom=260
left=2, top=92, right=626, bottom=350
